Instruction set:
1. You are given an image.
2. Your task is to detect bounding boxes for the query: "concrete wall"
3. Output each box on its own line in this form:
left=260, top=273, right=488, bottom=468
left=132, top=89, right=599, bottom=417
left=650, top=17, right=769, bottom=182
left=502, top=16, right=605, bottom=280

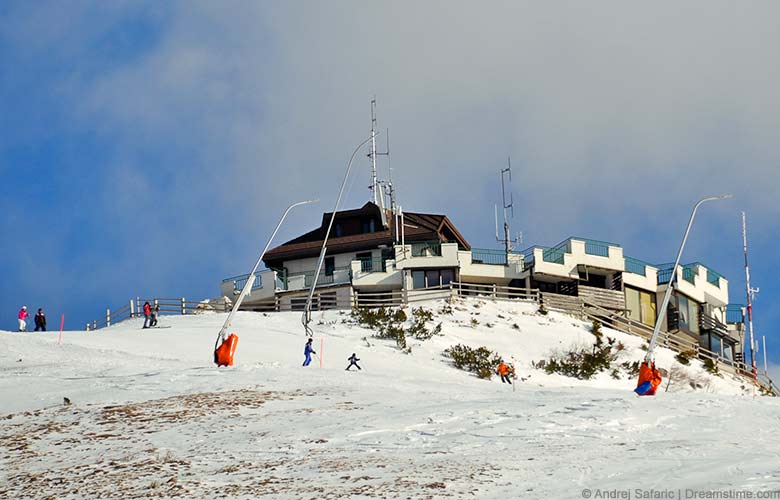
left=394, top=243, right=460, bottom=270
left=457, top=250, right=524, bottom=283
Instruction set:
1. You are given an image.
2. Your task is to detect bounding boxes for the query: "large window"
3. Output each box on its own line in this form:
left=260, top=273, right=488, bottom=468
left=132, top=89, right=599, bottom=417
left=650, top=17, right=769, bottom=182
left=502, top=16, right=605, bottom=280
left=412, top=269, right=454, bottom=289
left=625, top=287, right=657, bottom=327
left=674, top=293, right=699, bottom=334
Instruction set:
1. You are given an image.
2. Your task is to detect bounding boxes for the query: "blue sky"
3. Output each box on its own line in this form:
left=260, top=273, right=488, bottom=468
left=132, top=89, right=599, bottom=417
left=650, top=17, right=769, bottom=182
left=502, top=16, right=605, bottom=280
left=1, top=1, right=778, bottom=374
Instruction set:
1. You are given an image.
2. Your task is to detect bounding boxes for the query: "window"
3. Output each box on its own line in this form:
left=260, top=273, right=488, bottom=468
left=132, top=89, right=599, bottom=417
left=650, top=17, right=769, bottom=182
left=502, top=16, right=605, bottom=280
left=678, top=295, right=690, bottom=331
left=356, top=252, right=373, bottom=272
left=626, top=288, right=641, bottom=323
left=412, top=269, right=454, bottom=289
left=412, top=271, right=425, bottom=289
left=324, top=257, right=335, bottom=277
left=640, top=292, right=657, bottom=327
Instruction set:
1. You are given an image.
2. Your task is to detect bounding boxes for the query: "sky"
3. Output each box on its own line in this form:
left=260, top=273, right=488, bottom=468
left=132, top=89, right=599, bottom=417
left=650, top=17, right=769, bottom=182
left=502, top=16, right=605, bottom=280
left=1, top=1, right=778, bottom=375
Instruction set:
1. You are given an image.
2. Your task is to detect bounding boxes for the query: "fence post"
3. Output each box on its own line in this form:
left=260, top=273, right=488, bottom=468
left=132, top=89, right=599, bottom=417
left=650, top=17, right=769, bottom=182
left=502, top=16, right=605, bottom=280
left=136, top=296, right=140, bottom=317
left=181, top=297, right=186, bottom=315
left=106, top=308, right=111, bottom=327
left=130, top=299, right=135, bottom=318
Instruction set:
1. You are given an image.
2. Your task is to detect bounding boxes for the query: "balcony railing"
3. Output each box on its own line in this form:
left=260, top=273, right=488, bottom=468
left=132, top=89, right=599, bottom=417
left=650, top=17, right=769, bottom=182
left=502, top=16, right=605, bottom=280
left=357, top=258, right=387, bottom=273
left=411, top=241, right=442, bottom=257
left=542, top=240, right=570, bottom=264
left=682, top=266, right=696, bottom=285
left=706, top=268, right=723, bottom=288
left=726, top=304, right=744, bottom=324
left=570, top=237, right=618, bottom=257
left=222, top=271, right=264, bottom=292
left=656, top=264, right=696, bottom=285
left=471, top=248, right=521, bottom=266
left=624, top=256, right=648, bottom=276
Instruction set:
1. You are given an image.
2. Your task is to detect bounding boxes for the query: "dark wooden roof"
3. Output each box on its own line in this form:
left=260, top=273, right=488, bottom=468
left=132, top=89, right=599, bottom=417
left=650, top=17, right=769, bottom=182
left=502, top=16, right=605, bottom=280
left=263, top=202, right=470, bottom=268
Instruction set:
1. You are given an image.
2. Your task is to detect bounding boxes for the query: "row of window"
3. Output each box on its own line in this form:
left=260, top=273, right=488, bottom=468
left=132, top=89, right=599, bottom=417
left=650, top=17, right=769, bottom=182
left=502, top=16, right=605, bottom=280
left=412, top=269, right=454, bottom=289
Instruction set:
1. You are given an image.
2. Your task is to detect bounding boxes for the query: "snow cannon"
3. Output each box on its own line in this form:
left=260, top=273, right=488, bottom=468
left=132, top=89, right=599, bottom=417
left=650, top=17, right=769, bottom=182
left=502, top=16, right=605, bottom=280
left=635, top=361, right=662, bottom=396
left=214, top=333, right=239, bottom=367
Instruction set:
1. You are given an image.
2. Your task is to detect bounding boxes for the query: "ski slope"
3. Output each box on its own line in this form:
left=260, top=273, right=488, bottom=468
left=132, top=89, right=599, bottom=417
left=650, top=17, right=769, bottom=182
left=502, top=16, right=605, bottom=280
left=1, top=297, right=778, bottom=499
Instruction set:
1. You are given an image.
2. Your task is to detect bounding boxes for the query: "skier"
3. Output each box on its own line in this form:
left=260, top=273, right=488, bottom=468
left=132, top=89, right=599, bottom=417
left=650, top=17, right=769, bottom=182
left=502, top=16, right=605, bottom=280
left=151, top=303, right=160, bottom=327
left=303, top=338, right=316, bottom=367
left=496, top=361, right=512, bottom=384
left=34, top=308, right=46, bottom=332
left=345, top=353, right=361, bottom=371
left=142, top=301, right=152, bottom=329
left=17, top=306, right=29, bottom=332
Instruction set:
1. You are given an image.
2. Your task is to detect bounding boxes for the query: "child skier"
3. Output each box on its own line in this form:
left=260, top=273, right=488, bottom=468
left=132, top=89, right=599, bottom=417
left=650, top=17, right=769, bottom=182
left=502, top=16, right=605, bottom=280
left=303, top=338, right=316, bottom=367
left=17, top=306, right=29, bottom=332
left=345, top=353, right=361, bottom=371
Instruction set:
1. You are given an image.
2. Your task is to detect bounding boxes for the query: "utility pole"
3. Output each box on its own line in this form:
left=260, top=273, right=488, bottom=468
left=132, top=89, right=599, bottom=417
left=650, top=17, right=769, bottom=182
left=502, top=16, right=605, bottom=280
left=742, top=211, right=759, bottom=376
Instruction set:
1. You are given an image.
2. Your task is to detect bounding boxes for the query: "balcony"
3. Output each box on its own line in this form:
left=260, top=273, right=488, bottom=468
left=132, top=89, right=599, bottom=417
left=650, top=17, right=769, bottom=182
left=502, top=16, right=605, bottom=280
left=350, top=258, right=403, bottom=288
left=624, top=256, right=648, bottom=276
left=281, top=266, right=352, bottom=292
left=470, top=248, right=522, bottom=266
left=726, top=304, right=744, bottom=325
left=656, top=264, right=697, bottom=285
left=220, top=269, right=277, bottom=302
left=394, top=242, right=460, bottom=270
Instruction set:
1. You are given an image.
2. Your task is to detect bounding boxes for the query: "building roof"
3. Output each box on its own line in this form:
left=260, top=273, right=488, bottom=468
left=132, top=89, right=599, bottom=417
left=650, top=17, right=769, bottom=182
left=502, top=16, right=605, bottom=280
left=262, top=202, right=470, bottom=267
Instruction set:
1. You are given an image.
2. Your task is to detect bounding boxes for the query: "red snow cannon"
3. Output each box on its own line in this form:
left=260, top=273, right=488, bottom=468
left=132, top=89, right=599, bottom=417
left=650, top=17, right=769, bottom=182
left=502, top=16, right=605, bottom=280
left=215, top=333, right=239, bottom=367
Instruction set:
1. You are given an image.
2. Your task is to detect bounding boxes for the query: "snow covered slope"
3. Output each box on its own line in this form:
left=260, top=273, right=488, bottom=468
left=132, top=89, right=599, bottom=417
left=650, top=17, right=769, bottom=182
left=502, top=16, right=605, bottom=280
left=1, top=297, right=778, bottom=499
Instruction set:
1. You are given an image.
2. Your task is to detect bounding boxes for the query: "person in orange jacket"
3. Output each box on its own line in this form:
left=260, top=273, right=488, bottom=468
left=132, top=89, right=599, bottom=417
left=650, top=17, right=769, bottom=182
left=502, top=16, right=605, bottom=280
left=497, top=361, right=513, bottom=384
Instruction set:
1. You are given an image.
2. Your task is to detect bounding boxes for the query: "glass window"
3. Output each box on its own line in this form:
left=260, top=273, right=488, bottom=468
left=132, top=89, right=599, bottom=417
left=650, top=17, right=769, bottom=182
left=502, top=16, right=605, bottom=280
left=625, top=288, right=641, bottom=322
left=640, top=291, right=656, bottom=327
left=678, top=295, right=690, bottom=330
left=426, top=270, right=440, bottom=288
left=441, top=269, right=454, bottom=286
left=689, top=300, right=700, bottom=334
left=412, top=271, right=425, bottom=289
left=324, top=257, right=335, bottom=277
left=711, top=335, right=722, bottom=357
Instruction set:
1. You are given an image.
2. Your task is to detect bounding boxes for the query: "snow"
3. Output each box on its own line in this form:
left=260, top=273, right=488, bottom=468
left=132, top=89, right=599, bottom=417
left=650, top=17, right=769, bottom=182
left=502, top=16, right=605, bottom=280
left=1, top=297, right=778, bottom=499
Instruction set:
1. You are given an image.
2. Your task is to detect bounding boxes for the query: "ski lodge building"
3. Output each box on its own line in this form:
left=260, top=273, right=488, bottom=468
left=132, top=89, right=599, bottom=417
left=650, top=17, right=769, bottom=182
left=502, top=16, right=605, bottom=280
left=220, top=201, right=746, bottom=369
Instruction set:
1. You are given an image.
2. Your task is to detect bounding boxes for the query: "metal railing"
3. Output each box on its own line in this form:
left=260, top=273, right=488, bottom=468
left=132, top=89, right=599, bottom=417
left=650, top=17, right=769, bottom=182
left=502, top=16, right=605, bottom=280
left=577, top=238, right=613, bottom=257
left=726, top=304, right=744, bottom=324
left=543, top=240, right=570, bottom=264
left=470, top=248, right=521, bottom=266
left=411, top=241, right=442, bottom=257
left=706, top=268, right=723, bottom=287
left=356, top=257, right=387, bottom=273
left=624, top=256, right=648, bottom=276
left=85, top=297, right=213, bottom=331
left=682, top=266, right=696, bottom=284
left=224, top=271, right=264, bottom=292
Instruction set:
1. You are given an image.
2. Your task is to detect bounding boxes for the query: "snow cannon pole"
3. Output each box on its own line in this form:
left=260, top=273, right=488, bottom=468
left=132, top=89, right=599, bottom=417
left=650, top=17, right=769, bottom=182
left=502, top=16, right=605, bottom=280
left=302, top=134, right=375, bottom=338
left=645, top=195, right=732, bottom=362
left=214, top=198, right=318, bottom=365
left=58, top=314, right=64, bottom=346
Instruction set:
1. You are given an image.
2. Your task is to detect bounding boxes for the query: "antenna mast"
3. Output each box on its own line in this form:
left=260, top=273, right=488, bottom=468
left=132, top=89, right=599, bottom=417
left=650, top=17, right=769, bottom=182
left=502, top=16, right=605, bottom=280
left=368, top=98, right=391, bottom=224
left=496, top=157, right=520, bottom=259
left=742, top=211, right=759, bottom=376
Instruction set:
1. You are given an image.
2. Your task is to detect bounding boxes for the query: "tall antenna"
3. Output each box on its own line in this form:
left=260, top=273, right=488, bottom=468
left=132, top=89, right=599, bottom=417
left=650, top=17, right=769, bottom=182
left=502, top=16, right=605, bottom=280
left=742, top=211, right=759, bottom=376
left=496, top=157, right=520, bottom=258
left=368, top=98, right=390, bottom=224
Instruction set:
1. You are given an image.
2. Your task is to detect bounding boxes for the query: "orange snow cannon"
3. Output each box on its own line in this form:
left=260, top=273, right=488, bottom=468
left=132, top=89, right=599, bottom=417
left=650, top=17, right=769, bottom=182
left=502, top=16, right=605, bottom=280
left=214, top=333, right=239, bottom=367
left=635, top=361, right=662, bottom=396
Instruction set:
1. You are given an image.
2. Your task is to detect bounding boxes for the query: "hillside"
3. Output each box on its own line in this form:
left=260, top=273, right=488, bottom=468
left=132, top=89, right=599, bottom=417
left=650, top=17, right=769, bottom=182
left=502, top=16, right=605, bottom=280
left=1, top=297, right=778, bottom=498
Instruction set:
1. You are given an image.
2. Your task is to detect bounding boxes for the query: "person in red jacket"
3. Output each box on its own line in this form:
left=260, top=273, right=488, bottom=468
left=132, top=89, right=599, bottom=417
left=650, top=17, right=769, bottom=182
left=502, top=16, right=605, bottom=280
left=18, top=306, right=29, bottom=332
left=142, top=301, right=152, bottom=329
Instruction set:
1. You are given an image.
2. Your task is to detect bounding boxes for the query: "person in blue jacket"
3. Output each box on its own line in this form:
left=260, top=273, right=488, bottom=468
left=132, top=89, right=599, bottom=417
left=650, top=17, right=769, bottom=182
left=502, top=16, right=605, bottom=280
left=303, top=338, right=316, bottom=366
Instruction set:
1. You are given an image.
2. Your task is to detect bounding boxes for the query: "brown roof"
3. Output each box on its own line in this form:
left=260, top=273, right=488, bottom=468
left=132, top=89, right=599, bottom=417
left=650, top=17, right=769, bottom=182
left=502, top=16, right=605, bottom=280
left=263, top=202, right=470, bottom=267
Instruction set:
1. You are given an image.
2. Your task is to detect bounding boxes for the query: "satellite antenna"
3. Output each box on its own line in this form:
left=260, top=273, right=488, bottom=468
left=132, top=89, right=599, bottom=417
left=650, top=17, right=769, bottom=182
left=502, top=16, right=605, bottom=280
left=495, top=157, right=521, bottom=259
